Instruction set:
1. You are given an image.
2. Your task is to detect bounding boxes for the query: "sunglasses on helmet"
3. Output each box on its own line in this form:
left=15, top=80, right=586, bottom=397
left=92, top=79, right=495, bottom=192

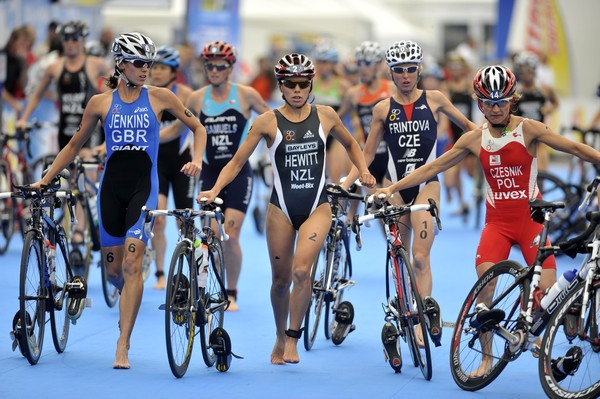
left=127, top=59, right=153, bottom=68
left=480, top=97, right=512, bottom=108
left=391, top=65, right=419, bottom=74
left=280, top=80, right=311, bottom=89
left=205, top=63, right=230, bottom=72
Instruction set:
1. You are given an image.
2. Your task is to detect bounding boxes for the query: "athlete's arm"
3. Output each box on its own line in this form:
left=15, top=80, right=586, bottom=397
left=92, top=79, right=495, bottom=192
left=242, top=85, right=271, bottom=115
left=159, top=88, right=202, bottom=143
left=324, top=106, right=375, bottom=188
left=16, top=61, right=55, bottom=128
left=197, top=112, right=272, bottom=203
left=342, top=99, right=388, bottom=188
left=336, top=86, right=356, bottom=120
left=375, top=128, right=478, bottom=200
left=157, top=87, right=206, bottom=177
left=36, top=93, right=104, bottom=186
left=527, top=119, right=600, bottom=164
left=431, top=90, right=478, bottom=132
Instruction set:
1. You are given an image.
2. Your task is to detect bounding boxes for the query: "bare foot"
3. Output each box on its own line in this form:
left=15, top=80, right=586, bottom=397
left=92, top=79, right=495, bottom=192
left=270, top=338, right=285, bottom=365
left=227, top=297, right=239, bottom=312
left=113, top=339, right=131, bottom=369
left=415, top=326, right=425, bottom=348
left=468, top=359, right=492, bottom=377
left=283, top=337, right=300, bottom=364
left=153, top=276, right=166, bottom=290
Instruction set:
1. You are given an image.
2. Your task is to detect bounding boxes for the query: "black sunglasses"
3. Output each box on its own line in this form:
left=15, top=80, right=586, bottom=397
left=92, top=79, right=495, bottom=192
left=205, top=63, right=230, bottom=72
left=357, top=60, right=374, bottom=67
left=127, top=59, right=153, bottom=68
left=63, top=34, right=82, bottom=42
left=390, top=65, right=419, bottom=74
left=281, top=80, right=311, bottom=89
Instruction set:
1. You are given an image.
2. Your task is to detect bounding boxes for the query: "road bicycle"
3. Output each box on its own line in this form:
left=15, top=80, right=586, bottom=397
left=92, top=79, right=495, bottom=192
left=143, top=198, right=235, bottom=378
left=303, top=183, right=365, bottom=351
left=67, top=155, right=120, bottom=308
left=6, top=170, right=88, bottom=365
left=449, top=179, right=599, bottom=392
left=538, top=176, right=600, bottom=399
left=0, top=125, right=36, bottom=253
left=353, top=197, right=443, bottom=380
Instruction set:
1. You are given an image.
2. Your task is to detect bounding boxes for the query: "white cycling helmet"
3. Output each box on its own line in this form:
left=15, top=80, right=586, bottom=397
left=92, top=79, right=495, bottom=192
left=354, top=41, right=384, bottom=64
left=386, top=40, right=423, bottom=66
left=111, top=32, right=157, bottom=65
left=513, top=51, right=539, bottom=70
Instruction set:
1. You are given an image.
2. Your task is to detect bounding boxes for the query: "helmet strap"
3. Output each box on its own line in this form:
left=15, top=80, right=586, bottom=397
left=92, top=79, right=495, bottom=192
left=489, top=115, right=511, bottom=136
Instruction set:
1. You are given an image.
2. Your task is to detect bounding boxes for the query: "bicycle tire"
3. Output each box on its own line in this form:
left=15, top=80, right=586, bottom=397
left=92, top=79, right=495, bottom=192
left=199, top=231, right=226, bottom=367
left=100, top=256, right=119, bottom=308
left=394, top=248, right=432, bottom=380
left=50, top=233, right=71, bottom=353
left=537, top=171, right=580, bottom=244
left=67, top=196, right=92, bottom=282
left=330, top=226, right=352, bottom=343
left=165, top=241, right=195, bottom=378
left=323, top=230, right=342, bottom=340
left=18, top=231, right=46, bottom=365
left=539, top=280, right=600, bottom=399
left=303, top=245, right=327, bottom=351
left=449, top=260, right=528, bottom=391
left=0, top=161, right=15, bottom=254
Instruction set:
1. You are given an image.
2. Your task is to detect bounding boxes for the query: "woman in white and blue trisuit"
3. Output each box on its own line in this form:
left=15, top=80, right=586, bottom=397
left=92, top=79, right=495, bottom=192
left=34, top=32, right=207, bottom=370
left=198, top=53, right=375, bottom=365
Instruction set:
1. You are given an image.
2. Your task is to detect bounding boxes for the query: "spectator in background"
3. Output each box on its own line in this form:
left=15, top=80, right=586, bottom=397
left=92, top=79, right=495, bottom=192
left=1, top=26, right=31, bottom=119
left=250, top=56, right=277, bottom=102
left=34, top=21, right=60, bottom=59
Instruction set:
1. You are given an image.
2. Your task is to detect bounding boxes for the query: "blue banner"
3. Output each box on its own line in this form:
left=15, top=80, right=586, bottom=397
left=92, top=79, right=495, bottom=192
left=186, top=0, right=240, bottom=56
left=495, top=0, right=516, bottom=61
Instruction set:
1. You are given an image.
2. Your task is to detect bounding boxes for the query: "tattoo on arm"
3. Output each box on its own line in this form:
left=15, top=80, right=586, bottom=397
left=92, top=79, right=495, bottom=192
left=184, top=108, right=193, bottom=118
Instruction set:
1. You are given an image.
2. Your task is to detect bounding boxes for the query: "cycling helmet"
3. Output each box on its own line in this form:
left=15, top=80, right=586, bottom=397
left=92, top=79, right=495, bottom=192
left=58, top=20, right=89, bottom=38
left=156, top=45, right=180, bottom=69
left=473, top=65, right=517, bottom=100
left=201, top=40, right=237, bottom=64
left=386, top=41, right=423, bottom=66
left=274, top=53, right=316, bottom=81
left=513, top=51, right=539, bottom=70
left=354, top=41, right=384, bottom=64
left=312, top=40, right=339, bottom=63
left=111, top=32, right=157, bottom=65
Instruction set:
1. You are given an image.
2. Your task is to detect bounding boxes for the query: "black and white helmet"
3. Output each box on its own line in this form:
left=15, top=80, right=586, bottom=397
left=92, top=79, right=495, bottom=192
left=513, top=51, right=539, bottom=70
left=386, top=40, right=423, bottom=67
left=354, top=41, right=384, bottom=64
left=58, top=20, right=89, bottom=39
left=111, top=32, right=157, bottom=65
left=274, top=53, right=316, bottom=81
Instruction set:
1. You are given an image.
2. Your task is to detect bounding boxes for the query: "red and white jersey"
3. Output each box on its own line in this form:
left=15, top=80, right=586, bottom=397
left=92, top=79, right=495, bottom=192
left=479, top=120, right=540, bottom=211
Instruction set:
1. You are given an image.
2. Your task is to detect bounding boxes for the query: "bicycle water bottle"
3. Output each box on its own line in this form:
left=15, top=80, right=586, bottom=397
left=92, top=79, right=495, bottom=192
left=46, top=239, right=56, bottom=284
left=194, top=238, right=209, bottom=288
left=540, top=269, right=577, bottom=310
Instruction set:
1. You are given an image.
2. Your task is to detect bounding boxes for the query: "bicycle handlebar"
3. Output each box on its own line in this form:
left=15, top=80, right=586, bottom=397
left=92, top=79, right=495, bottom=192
left=558, top=211, right=600, bottom=258
left=579, top=176, right=600, bottom=212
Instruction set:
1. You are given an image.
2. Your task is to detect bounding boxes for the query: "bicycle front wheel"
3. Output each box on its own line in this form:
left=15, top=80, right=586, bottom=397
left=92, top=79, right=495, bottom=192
left=304, top=244, right=327, bottom=350
left=395, top=249, right=432, bottom=380
left=50, top=235, right=71, bottom=353
left=199, top=235, right=226, bottom=367
left=19, top=231, right=46, bottom=365
left=165, top=241, right=195, bottom=378
left=539, top=280, right=600, bottom=399
left=449, top=260, right=528, bottom=391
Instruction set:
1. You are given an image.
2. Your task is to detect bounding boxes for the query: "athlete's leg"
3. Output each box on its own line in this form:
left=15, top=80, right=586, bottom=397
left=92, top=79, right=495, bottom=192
left=265, top=205, right=296, bottom=365
left=222, top=208, right=246, bottom=311
left=113, top=238, right=146, bottom=369
left=151, top=193, right=168, bottom=289
left=284, top=203, right=331, bottom=363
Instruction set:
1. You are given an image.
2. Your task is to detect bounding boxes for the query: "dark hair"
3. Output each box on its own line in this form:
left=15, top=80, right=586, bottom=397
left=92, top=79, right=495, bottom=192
left=105, top=72, right=119, bottom=89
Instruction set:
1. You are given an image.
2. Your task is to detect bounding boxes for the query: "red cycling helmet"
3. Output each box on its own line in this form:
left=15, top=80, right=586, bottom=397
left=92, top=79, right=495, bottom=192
left=201, top=40, right=237, bottom=64
left=473, top=65, right=517, bottom=100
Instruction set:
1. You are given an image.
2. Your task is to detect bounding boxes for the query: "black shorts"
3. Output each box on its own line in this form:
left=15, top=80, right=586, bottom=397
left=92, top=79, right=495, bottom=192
left=199, top=161, right=253, bottom=214
left=157, top=139, right=194, bottom=209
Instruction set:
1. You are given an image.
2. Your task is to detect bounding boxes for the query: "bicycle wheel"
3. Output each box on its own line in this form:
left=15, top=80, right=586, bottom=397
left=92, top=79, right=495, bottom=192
left=0, top=162, right=15, bottom=254
left=18, top=231, right=46, bottom=365
left=539, top=280, right=600, bottom=399
left=50, top=234, right=71, bottom=353
left=100, top=256, right=119, bottom=308
left=199, top=234, right=226, bottom=367
left=326, top=226, right=348, bottom=338
left=303, top=244, right=327, bottom=351
left=165, top=241, right=195, bottom=378
left=394, top=248, right=432, bottom=380
left=537, top=171, right=579, bottom=244
left=449, top=260, right=528, bottom=391
left=67, top=197, right=92, bottom=281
